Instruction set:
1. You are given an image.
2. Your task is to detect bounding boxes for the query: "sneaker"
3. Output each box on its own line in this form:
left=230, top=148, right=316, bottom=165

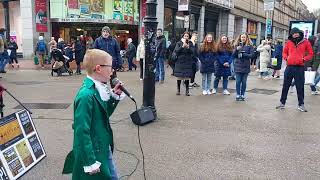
left=298, top=105, right=308, bottom=112
left=276, top=76, right=280, bottom=79
left=207, top=90, right=212, bottom=95
left=212, top=88, right=217, bottom=94
left=276, top=103, right=285, bottom=110
left=202, top=90, right=207, bottom=95
left=311, top=91, right=319, bottom=95
left=223, top=89, right=231, bottom=95
left=240, top=95, right=245, bottom=101
left=236, top=95, right=241, bottom=101
left=193, top=83, right=200, bottom=87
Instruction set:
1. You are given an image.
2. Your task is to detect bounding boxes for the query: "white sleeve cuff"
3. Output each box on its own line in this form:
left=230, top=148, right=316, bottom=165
left=83, top=161, right=101, bottom=173
left=111, top=91, right=126, bottom=101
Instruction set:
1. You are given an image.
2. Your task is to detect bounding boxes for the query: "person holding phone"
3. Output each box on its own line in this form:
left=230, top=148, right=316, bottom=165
left=232, top=33, right=254, bottom=101
left=172, top=32, right=196, bottom=96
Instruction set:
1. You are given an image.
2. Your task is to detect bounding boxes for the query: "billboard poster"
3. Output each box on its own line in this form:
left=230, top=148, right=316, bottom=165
left=140, top=0, right=147, bottom=34
left=50, top=0, right=139, bottom=24
left=68, top=0, right=79, bottom=9
left=290, top=21, right=315, bottom=39
left=35, top=0, right=48, bottom=32
left=0, top=110, right=46, bottom=180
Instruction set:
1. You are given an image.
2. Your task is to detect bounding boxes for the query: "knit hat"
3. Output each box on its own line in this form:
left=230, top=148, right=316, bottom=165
left=102, top=26, right=111, bottom=33
left=290, top=27, right=302, bottom=35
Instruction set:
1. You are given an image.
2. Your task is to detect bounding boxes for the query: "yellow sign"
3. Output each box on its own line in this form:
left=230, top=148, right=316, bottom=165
left=0, top=118, right=23, bottom=150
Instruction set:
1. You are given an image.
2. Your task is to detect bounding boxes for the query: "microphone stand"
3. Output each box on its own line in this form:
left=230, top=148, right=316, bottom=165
left=2, top=88, right=32, bottom=116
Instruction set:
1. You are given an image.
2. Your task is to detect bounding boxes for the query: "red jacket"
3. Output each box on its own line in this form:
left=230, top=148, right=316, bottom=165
left=283, top=39, right=314, bottom=66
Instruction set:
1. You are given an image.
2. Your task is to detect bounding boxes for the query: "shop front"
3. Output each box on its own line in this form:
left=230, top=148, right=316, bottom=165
left=50, top=0, right=139, bottom=49
left=247, top=20, right=258, bottom=45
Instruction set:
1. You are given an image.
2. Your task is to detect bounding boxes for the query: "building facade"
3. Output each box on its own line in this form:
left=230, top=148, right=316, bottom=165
left=0, top=0, right=316, bottom=58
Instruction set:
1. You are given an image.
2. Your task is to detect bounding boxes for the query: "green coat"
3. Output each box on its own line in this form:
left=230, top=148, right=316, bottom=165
left=63, top=77, right=119, bottom=180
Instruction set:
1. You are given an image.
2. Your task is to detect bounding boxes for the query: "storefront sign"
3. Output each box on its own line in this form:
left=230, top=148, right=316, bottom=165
left=178, top=0, right=189, bottom=11
left=0, top=110, right=46, bottom=180
left=266, top=18, right=272, bottom=35
left=50, top=18, right=138, bottom=25
left=247, top=21, right=257, bottom=34
left=140, top=0, right=147, bottom=34
left=50, top=0, right=139, bottom=24
left=35, top=0, right=48, bottom=32
left=264, top=0, right=274, bottom=11
left=205, top=0, right=234, bottom=9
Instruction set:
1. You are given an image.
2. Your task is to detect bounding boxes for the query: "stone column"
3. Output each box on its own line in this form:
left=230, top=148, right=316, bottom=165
left=227, top=14, right=235, bottom=40
left=241, top=17, right=247, bottom=34
left=20, top=0, right=35, bottom=59
left=198, top=5, right=205, bottom=43
left=156, top=0, right=164, bottom=30
left=257, top=22, right=261, bottom=44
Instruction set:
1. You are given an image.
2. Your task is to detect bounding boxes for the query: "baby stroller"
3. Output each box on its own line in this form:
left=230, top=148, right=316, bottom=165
left=51, top=48, right=73, bottom=76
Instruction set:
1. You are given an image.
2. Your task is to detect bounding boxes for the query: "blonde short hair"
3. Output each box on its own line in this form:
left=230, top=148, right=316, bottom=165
left=83, top=49, right=112, bottom=75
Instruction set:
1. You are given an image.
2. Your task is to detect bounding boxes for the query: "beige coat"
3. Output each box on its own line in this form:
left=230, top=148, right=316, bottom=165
left=136, top=42, right=145, bottom=61
left=257, top=40, right=271, bottom=72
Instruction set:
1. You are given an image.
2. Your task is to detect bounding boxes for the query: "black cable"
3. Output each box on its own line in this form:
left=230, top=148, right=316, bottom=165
left=116, top=147, right=140, bottom=179
left=133, top=100, right=147, bottom=180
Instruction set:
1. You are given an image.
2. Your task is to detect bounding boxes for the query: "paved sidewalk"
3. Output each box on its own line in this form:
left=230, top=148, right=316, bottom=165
left=1, top=68, right=320, bottom=180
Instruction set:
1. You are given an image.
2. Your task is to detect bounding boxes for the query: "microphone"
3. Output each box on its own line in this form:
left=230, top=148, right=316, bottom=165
left=111, top=78, right=135, bottom=102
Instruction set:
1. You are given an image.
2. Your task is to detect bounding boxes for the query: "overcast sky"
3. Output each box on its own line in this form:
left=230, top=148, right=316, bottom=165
left=301, top=0, right=320, bottom=12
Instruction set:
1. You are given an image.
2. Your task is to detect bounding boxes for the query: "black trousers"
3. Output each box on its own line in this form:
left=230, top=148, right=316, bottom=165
left=10, top=57, right=18, bottom=64
left=139, top=59, right=143, bottom=79
left=280, top=66, right=305, bottom=106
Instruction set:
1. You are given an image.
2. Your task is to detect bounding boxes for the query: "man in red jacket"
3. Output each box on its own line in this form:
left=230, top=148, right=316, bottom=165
left=276, top=27, right=314, bottom=112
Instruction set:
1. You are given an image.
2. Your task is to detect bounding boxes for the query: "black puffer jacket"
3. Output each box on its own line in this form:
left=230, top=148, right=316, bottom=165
left=173, top=41, right=196, bottom=78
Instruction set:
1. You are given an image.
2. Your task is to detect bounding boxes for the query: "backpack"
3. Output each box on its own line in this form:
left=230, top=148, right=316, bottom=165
left=38, top=40, right=46, bottom=52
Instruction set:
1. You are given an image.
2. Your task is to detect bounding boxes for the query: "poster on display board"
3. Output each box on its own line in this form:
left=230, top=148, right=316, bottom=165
left=0, top=110, right=46, bottom=180
left=35, top=0, right=48, bottom=32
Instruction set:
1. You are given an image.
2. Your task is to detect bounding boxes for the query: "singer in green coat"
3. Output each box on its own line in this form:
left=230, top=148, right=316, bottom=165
left=63, top=49, right=125, bottom=180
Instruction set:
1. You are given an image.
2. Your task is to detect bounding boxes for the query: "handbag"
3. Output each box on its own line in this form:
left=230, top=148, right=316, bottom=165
left=34, top=56, right=39, bottom=65
left=305, top=71, right=316, bottom=85
left=271, top=58, right=277, bottom=66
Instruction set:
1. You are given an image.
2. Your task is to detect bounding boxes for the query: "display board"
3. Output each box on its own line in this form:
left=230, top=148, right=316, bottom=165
left=290, top=21, right=315, bottom=39
left=0, top=110, right=46, bottom=180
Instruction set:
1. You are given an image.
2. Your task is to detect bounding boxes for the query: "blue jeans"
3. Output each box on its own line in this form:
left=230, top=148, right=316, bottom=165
left=0, top=51, right=9, bottom=71
left=310, top=72, right=320, bottom=92
left=230, top=61, right=235, bottom=77
left=108, top=146, right=118, bottom=180
left=235, top=73, right=249, bottom=96
left=128, top=56, right=137, bottom=70
left=214, top=76, right=228, bottom=90
left=155, top=57, right=165, bottom=81
left=202, top=73, right=212, bottom=91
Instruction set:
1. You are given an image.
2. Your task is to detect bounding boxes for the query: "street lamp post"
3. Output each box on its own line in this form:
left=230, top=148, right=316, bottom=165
left=142, top=0, right=158, bottom=118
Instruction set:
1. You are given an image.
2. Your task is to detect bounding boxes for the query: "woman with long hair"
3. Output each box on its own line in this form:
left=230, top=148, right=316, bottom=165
left=232, top=33, right=254, bottom=101
left=214, top=35, right=233, bottom=95
left=199, top=33, right=217, bottom=95
left=172, top=32, right=196, bottom=96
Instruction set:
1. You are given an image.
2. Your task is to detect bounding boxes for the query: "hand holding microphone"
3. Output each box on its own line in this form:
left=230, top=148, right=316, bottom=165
left=111, top=78, right=135, bottom=102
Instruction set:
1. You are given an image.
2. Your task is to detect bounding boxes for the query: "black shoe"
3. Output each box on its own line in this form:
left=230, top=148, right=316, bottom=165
left=134, top=66, right=137, bottom=70
left=229, top=76, right=236, bottom=80
left=0, top=70, right=6, bottom=73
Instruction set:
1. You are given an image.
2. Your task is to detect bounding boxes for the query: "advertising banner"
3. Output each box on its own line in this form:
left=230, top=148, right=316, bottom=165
left=50, top=0, right=139, bottom=24
left=266, top=18, right=272, bottom=35
left=35, top=0, right=48, bottom=32
left=178, top=0, right=189, bottom=11
left=140, top=0, right=147, bottom=34
left=290, top=21, right=315, bottom=39
left=0, top=110, right=46, bottom=180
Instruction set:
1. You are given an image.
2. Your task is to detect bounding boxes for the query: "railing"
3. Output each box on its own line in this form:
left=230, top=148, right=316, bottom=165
left=204, top=0, right=234, bottom=9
